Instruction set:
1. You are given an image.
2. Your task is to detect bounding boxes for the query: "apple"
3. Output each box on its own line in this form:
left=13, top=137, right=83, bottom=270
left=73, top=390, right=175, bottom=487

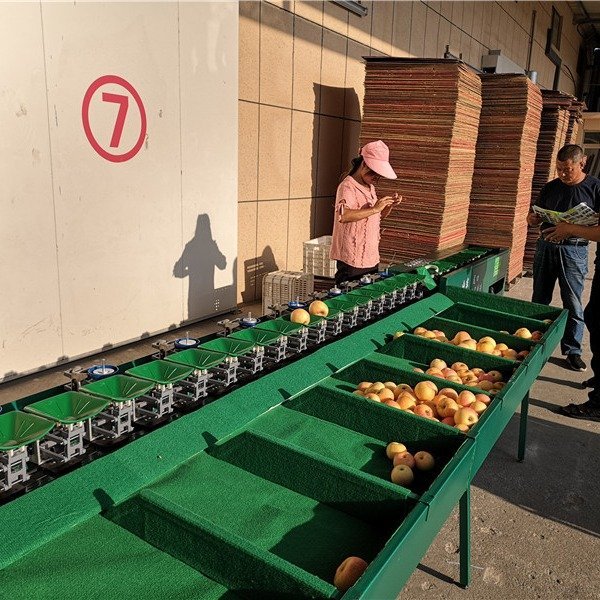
left=353, top=390, right=364, bottom=397
left=514, top=327, right=532, bottom=339
left=495, top=343, right=508, bottom=352
left=383, top=381, right=397, bottom=390
left=396, top=393, right=417, bottom=410
left=487, top=370, right=503, bottom=382
left=391, top=464, right=414, bottom=486
left=452, top=331, right=472, bottom=344
left=543, top=318, right=553, bottom=324
left=308, top=300, right=329, bottom=317
left=414, top=404, right=434, bottom=419
left=364, top=393, right=381, bottom=402
left=393, top=451, right=416, bottom=468
left=441, top=367, right=457, bottom=378
left=290, top=308, right=310, bottom=325
left=437, top=397, right=459, bottom=418
left=334, top=556, right=369, bottom=592
left=430, top=358, right=447, bottom=370
left=475, top=393, right=491, bottom=405
left=438, top=387, right=459, bottom=401
left=414, top=381, right=436, bottom=402
left=477, top=380, right=494, bottom=391
left=531, top=330, right=543, bottom=341
left=457, top=390, right=476, bottom=407
left=357, top=381, right=372, bottom=392
left=413, top=367, right=424, bottom=374
left=393, top=331, right=405, bottom=339
left=442, top=416, right=455, bottom=425
left=493, top=381, right=505, bottom=390
left=367, top=382, right=385, bottom=393
left=502, top=348, right=518, bottom=360
left=476, top=341, right=495, bottom=354
left=423, top=330, right=437, bottom=339
left=378, top=387, right=395, bottom=402
left=451, top=362, right=469, bottom=372
left=459, top=339, right=477, bottom=351
left=517, top=350, right=530, bottom=360
left=426, top=367, right=444, bottom=378
left=413, top=326, right=427, bottom=335
left=455, top=423, right=470, bottom=432
left=479, top=336, right=496, bottom=346
left=383, top=399, right=402, bottom=410
left=414, top=451, right=435, bottom=471
left=454, top=407, right=479, bottom=427
left=471, top=400, right=488, bottom=415
left=385, top=442, right=407, bottom=459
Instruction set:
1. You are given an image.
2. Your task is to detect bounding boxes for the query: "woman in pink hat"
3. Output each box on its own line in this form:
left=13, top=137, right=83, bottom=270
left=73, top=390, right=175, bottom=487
left=330, top=140, right=401, bottom=286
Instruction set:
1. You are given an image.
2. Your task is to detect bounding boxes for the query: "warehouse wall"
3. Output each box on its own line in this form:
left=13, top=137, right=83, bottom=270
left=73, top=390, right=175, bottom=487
left=238, top=0, right=583, bottom=302
left=0, top=2, right=238, bottom=380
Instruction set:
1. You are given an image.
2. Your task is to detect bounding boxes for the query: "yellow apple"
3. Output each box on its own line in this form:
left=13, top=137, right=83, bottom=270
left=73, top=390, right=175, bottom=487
left=308, top=300, right=329, bottom=317
left=290, top=308, right=310, bottom=325
left=454, top=407, right=479, bottom=427
left=430, top=358, right=447, bottom=370
left=385, top=442, right=407, bottom=459
left=414, top=381, right=437, bottom=402
left=514, top=327, right=532, bottom=339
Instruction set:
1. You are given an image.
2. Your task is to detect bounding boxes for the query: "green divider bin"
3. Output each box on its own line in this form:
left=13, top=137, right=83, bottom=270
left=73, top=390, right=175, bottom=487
left=254, top=317, right=307, bottom=336
left=24, top=392, right=109, bottom=424
left=164, top=347, right=228, bottom=370
left=227, top=327, right=285, bottom=346
left=82, top=375, right=155, bottom=403
left=0, top=411, right=54, bottom=451
left=125, top=360, right=195, bottom=385
left=325, top=296, right=362, bottom=312
left=345, top=287, right=386, bottom=302
left=199, top=336, right=258, bottom=357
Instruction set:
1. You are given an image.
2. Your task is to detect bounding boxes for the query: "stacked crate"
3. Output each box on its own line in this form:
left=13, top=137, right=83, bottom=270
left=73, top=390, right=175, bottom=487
left=360, top=58, right=482, bottom=262
left=465, top=74, right=542, bottom=282
left=262, top=270, right=314, bottom=314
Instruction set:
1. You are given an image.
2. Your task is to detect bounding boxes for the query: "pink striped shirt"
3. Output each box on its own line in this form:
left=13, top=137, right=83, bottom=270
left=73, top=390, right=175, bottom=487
left=330, top=176, right=380, bottom=268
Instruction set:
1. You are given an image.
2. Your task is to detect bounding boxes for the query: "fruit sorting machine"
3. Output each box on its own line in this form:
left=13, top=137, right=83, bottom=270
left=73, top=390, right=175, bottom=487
left=0, top=246, right=506, bottom=499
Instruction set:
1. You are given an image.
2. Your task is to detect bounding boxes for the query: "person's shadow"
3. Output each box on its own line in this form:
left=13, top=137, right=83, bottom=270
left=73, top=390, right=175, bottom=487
left=173, top=214, right=227, bottom=320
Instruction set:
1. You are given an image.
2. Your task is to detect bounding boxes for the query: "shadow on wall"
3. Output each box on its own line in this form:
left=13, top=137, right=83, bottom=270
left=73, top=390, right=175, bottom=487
left=310, top=85, right=361, bottom=240
left=241, top=246, right=278, bottom=304
left=173, top=214, right=234, bottom=321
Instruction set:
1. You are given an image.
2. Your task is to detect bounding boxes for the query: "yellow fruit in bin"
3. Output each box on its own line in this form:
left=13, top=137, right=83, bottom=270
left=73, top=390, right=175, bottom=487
left=452, top=331, right=472, bottom=344
left=308, top=300, right=329, bottom=317
left=423, top=330, right=437, bottom=339
left=290, top=308, right=310, bottom=325
left=413, top=326, right=427, bottom=335
left=438, top=387, right=459, bottom=400
left=413, top=367, right=425, bottom=374
left=378, top=388, right=395, bottom=402
left=437, top=397, right=460, bottom=418
left=414, top=383, right=436, bottom=401
left=459, top=339, right=477, bottom=351
left=454, top=407, right=479, bottom=427
left=386, top=442, right=407, bottom=459
left=391, top=464, right=415, bottom=486
left=514, top=327, right=532, bottom=339
left=334, top=556, right=369, bottom=592
left=495, top=343, right=509, bottom=352
left=478, top=380, right=494, bottom=391
left=368, top=382, right=385, bottom=393
left=487, top=370, right=503, bottom=382
left=357, top=381, right=372, bottom=391
left=479, top=336, right=496, bottom=346
left=393, top=331, right=405, bottom=339
left=426, top=367, right=444, bottom=378
left=471, top=400, right=488, bottom=415
left=430, top=358, right=447, bottom=370
left=543, top=319, right=553, bottom=324
left=502, top=348, right=518, bottom=360
left=353, top=390, right=364, bottom=397
left=476, top=341, right=495, bottom=354
left=396, top=393, right=417, bottom=410
left=383, top=381, right=397, bottom=390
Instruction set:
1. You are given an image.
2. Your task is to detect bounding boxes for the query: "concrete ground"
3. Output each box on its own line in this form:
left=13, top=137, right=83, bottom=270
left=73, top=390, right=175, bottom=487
left=1, top=250, right=599, bottom=600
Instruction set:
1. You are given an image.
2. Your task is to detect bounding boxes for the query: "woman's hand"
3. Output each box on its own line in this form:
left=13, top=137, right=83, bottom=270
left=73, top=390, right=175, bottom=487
left=527, top=211, right=542, bottom=226
left=374, top=196, right=395, bottom=212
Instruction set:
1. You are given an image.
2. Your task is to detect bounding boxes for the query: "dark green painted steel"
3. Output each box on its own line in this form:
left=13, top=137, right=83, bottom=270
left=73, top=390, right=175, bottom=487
left=199, top=336, right=258, bottom=356
left=81, top=374, right=155, bottom=402
left=0, top=411, right=54, bottom=450
left=438, top=249, right=509, bottom=294
left=254, top=317, right=307, bottom=335
left=164, top=347, right=228, bottom=370
left=125, top=360, right=195, bottom=385
left=227, top=327, right=286, bottom=346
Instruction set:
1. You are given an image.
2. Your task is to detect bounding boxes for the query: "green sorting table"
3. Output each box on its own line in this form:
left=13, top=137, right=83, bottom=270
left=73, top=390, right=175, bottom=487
left=0, top=288, right=567, bottom=599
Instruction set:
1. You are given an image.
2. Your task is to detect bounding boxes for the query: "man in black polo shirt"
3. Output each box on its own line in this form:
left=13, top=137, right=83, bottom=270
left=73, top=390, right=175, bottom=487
left=527, top=144, right=600, bottom=372
left=543, top=220, right=600, bottom=420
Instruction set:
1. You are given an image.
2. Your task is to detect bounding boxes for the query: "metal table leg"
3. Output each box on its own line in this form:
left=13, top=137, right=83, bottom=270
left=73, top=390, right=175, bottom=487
left=459, top=486, right=471, bottom=588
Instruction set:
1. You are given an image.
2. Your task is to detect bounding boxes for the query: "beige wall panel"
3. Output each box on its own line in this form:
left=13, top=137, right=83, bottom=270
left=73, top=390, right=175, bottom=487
left=286, top=197, right=313, bottom=270
left=437, top=17, right=451, bottom=57
left=481, top=1, right=493, bottom=49
left=428, top=1, right=442, bottom=12
left=471, top=2, right=484, bottom=44
left=409, top=2, right=427, bottom=57
left=370, top=1, right=394, bottom=56
left=179, top=1, right=238, bottom=320
left=347, top=1, right=372, bottom=46
left=312, top=196, right=335, bottom=238
left=451, top=1, right=464, bottom=30
left=260, top=2, right=293, bottom=107
left=258, top=105, right=292, bottom=200
left=293, top=17, right=322, bottom=113
left=489, top=3, right=501, bottom=50
left=290, top=110, right=318, bottom=199
left=449, top=24, right=462, bottom=55
left=257, top=199, right=289, bottom=273
left=294, top=1, right=323, bottom=25
left=321, top=29, right=347, bottom=117
left=239, top=1, right=260, bottom=102
left=0, top=3, right=63, bottom=378
left=342, top=119, right=361, bottom=170
left=440, top=1, right=453, bottom=21
left=345, top=40, right=368, bottom=119
left=239, top=101, right=259, bottom=202
left=392, top=2, right=412, bottom=56
left=41, top=2, right=183, bottom=357
left=264, top=0, right=293, bottom=10
left=323, top=1, right=348, bottom=36
left=316, top=115, right=344, bottom=198
left=237, top=201, right=258, bottom=303
left=424, top=7, right=441, bottom=58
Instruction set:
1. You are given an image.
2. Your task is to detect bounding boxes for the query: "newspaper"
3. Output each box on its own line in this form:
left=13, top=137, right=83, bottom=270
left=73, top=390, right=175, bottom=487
left=532, top=202, right=599, bottom=226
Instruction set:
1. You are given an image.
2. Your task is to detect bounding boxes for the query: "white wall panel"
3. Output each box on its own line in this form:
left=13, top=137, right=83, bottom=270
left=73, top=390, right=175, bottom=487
left=0, top=2, right=63, bottom=379
left=0, top=2, right=238, bottom=379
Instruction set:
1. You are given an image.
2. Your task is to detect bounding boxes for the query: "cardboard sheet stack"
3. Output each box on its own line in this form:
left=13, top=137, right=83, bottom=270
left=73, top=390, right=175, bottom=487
left=523, top=91, right=575, bottom=273
left=465, top=74, right=542, bottom=283
left=360, top=58, right=482, bottom=262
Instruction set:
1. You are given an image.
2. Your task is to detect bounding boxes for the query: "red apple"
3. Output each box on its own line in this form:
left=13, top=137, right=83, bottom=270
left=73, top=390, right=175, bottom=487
left=334, top=556, right=369, bottom=591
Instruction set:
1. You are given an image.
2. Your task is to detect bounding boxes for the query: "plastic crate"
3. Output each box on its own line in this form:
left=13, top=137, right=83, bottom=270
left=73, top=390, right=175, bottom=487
left=303, top=236, right=336, bottom=278
left=262, top=270, right=314, bottom=314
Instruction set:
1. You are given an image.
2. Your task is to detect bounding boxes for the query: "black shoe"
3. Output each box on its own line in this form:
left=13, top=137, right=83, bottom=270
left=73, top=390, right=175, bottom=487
left=560, top=400, right=600, bottom=422
left=581, top=376, right=597, bottom=389
left=566, top=355, right=587, bottom=372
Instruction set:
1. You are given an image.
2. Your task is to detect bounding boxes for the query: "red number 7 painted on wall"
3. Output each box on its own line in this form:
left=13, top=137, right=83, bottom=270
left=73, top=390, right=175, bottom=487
left=102, top=92, right=129, bottom=148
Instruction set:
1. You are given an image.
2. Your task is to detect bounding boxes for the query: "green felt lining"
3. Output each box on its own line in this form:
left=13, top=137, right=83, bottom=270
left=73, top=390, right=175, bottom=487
left=0, top=515, right=240, bottom=600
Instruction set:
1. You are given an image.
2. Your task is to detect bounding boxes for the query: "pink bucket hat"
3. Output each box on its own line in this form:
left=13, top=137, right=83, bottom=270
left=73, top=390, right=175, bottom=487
left=360, top=140, right=397, bottom=179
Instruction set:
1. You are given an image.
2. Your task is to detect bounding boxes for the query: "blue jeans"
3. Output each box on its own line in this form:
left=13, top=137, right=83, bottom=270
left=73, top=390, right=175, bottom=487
left=532, top=238, right=588, bottom=356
